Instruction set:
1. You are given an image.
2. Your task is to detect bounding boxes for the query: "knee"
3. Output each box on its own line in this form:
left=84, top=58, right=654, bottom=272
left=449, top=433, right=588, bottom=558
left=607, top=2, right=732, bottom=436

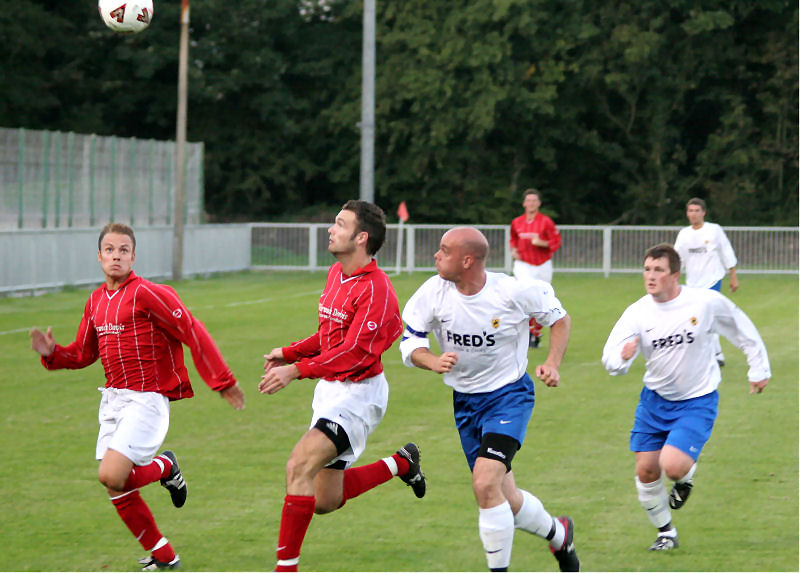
left=636, top=466, right=661, bottom=484
left=472, top=473, right=502, bottom=507
left=313, top=498, right=339, bottom=515
left=662, top=462, right=688, bottom=482
left=285, top=456, right=313, bottom=486
left=98, top=467, right=126, bottom=492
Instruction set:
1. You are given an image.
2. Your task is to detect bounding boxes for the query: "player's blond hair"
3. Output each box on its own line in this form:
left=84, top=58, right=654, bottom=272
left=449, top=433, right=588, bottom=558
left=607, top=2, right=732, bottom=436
left=98, top=223, right=136, bottom=252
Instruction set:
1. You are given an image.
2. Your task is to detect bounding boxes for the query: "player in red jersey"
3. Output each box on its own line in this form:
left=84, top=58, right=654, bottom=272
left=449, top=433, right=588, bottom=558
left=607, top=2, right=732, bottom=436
left=30, top=222, right=245, bottom=571
left=509, top=189, right=562, bottom=348
left=259, top=200, right=426, bottom=572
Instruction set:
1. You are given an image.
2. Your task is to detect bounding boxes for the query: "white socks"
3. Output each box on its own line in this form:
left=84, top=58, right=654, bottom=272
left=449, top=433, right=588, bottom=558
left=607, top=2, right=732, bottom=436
left=513, top=490, right=565, bottom=549
left=636, top=476, right=671, bottom=528
left=678, top=463, right=696, bottom=484
left=479, top=490, right=570, bottom=569
left=479, top=501, right=515, bottom=570
left=382, top=456, right=398, bottom=476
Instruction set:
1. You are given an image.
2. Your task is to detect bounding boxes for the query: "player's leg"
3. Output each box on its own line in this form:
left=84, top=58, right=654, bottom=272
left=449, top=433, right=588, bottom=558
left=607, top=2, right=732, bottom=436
left=503, top=471, right=577, bottom=571
left=98, top=389, right=179, bottom=569
left=634, top=451, right=673, bottom=529
left=630, top=388, right=678, bottom=550
left=332, top=443, right=425, bottom=510
left=276, top=373, right=404, bottom=571
left=634, top=450, right=678, bottom=551
left=276, top=428, right=338, bottom=572
left=312, top=372, right=424, bottom=509
left=100, top=449, right=183, bottom=502
left=454, top=388, right=512, bottom=572
left=460, top=374, right=544, bottom=571
left=661, top=446, right=697, bottom=510
left=662, top=390, right=718, bottom=511
left=473, top=455, right=516, bottom=572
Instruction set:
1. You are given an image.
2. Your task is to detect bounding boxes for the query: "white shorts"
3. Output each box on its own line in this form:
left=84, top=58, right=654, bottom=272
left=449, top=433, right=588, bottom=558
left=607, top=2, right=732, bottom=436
left=96, top=387, right=170, bottom=466
left=513, top=259, right=553, bottom=283
left=310, top=373, right=388, bottom=469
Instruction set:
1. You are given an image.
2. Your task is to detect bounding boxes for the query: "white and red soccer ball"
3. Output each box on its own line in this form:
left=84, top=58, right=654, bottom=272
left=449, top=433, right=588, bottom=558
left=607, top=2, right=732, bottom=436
left=98, top=0, right=154, bottom=34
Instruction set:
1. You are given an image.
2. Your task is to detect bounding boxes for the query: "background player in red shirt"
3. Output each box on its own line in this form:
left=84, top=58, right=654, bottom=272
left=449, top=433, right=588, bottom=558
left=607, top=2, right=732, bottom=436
left=30, top=222, right=245, bottom=571
left=258, top=200, right=426, bottom=572
left=509, top=189, right=562, bottom=348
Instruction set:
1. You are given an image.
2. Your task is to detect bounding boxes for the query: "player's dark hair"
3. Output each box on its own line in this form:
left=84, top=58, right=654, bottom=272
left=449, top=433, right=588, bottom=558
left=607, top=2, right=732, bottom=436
left=98, top=222, right=136, bottom=252
left=522, top=188, right=541, bottom=201
left=342, top=200, right=386, bottom=256
left=644, top=243, right=681, bottom=274
left=686, top=197, right=706, bottom=211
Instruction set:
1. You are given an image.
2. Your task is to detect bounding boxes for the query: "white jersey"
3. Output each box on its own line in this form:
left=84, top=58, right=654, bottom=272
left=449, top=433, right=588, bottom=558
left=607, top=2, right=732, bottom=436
left=400, top=272, right=567, bottom=393
left=674, top=222, right=737, bottom=288
left=602, top=287, right=770, bottom=401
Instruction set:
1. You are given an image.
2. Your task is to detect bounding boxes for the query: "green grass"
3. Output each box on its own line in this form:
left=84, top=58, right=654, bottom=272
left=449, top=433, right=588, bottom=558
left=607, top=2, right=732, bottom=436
left=1, top=271, right=797, bottom=572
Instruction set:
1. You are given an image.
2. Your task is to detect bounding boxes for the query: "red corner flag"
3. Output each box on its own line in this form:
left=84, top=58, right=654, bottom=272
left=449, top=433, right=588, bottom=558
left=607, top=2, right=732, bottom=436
left=397, top=201, right=409, bottom=223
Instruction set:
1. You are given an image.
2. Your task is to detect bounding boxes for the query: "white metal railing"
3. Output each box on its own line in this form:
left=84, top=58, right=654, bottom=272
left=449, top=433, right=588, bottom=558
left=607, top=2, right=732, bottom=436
left=2, top=223, right=796, bottom=294
left=250, top=223, right=799, bottom=277
left=0, top=224, right=250, bottom=294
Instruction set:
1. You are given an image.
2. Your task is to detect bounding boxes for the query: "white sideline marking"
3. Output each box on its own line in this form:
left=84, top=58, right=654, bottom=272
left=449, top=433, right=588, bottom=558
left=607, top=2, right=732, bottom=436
left=0, top=327, right=35, bottom=336
left=195, top=289, right=322, bottom=310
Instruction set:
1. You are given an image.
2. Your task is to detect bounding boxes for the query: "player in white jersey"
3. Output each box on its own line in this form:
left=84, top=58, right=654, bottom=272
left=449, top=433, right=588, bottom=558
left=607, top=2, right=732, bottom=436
left=674, top=197, right=739, bottom=365
left=602, top=243, right=769, bottom=552
left=400, top=226, right=578, bottom=572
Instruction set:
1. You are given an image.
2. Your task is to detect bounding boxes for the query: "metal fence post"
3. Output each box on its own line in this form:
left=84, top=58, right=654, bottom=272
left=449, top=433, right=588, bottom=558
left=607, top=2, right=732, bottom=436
left=407, top=225, right=416, bottom=272
left=309, top=225, right=318, bottom=270
left=17, top=128, right=24, bottom=229
left=603, top=226, right=612, bottom=277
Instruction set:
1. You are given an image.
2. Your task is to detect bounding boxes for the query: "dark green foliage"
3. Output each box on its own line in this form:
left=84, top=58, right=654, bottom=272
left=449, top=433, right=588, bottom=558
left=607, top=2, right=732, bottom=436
left=1, top=0, right=795, bottom=224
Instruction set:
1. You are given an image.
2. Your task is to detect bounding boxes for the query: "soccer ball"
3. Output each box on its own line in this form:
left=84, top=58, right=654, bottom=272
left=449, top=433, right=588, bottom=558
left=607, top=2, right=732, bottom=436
left=98, top=0, right=154, bottom=34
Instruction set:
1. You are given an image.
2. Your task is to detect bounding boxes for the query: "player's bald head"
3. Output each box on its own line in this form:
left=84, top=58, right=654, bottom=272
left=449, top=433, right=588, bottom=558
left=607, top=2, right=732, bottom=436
left=444, top=226, right=489, bottom=262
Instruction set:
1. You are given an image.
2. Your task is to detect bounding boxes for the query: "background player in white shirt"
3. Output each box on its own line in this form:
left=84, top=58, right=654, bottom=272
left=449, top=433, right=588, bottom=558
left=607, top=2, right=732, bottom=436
left=602, top=243, right=769, bottom=552
left=674, top=197, right=739, bottom=365
left=400, top=226, right=578, bottom=572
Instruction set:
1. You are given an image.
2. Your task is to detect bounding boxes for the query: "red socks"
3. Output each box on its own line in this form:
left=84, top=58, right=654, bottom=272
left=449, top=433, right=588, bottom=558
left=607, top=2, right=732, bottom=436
left=341, top=454, right=409, bottom=504
left=274, top=456, right=411, bottom=571
left=342, top=459, right=391, bottom=502
left=275, top=495, right=316, bottom=572
left=123, top=455, right=172, bottom=491
left=111, top=490, right=176, bottom=563
left=393, top=453, right=411, bottom=477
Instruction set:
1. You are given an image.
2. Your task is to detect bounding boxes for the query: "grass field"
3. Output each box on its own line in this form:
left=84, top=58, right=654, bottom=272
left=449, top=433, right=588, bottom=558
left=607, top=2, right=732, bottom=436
left=1, top=270, right=797, bottom=572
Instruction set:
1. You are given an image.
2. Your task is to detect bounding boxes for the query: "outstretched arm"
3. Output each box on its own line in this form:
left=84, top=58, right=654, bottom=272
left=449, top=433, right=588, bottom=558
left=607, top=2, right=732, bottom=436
left=30, top=301, right=100, bottom=370
left=30, top=327, right=55, bottom=357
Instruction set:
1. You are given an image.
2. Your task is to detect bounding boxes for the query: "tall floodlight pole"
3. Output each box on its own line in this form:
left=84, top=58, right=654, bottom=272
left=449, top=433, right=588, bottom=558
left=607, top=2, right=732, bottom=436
left=172, top=0, right=190, bottom=280
left=359, top=0, right=375, bottom=202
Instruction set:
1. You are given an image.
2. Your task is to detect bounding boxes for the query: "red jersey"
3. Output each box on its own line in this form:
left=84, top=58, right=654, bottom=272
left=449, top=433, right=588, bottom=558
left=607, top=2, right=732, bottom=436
left=509, top=212, right=562, bottom=266
left=282, top=259, right=402, bottom=382
left=41, top=271, right=236, bottom=400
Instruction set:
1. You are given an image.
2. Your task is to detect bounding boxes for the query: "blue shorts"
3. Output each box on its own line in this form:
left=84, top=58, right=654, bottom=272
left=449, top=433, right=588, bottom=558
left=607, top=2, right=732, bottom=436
left=630, top=387, right=718, bottom=461
left=709, top=280, right=722, bottom=292
left=453, top=373, right=535, bottom=471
